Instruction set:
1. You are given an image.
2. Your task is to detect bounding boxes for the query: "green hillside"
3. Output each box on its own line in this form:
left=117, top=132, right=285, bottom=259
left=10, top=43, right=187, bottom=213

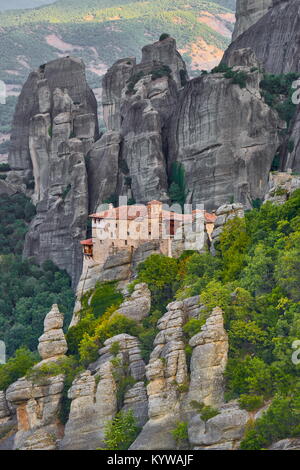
left=0, top=0, right=235, bottom=153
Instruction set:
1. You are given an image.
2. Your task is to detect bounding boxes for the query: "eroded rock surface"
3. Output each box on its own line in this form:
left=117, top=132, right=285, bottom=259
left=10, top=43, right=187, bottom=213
left=60, top=333, right=147, bottom=450
left=224, top=1, right=300, bottom=74
left=117, top=283, right=151, bottom=322
left=8, top=57, right=98, bottom=287
left=233, top=0, right=272, bottom=40
left=188, top=307, right=228, bottom=407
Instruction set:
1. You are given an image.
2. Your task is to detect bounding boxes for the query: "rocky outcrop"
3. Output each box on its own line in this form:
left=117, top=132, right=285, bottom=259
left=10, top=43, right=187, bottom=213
left=8, top=57, right=98, bottom=287
left=37, top=304, right=68, bottom=362
left=224, top=1, right=300, bottom=74
left=4, top=305, right=68, bottom=450
left=131, top=300, right=189, bottom=450
left=88, top=37, right=184, bottom=210
left=117, top=283, right=151, bottom=322
left=188, top=401, right=250, bottom=450
left=60, top=333, right=147, bottom=450
left=0, top=391, right=10, bottom=419
left=168, top=55, right=281, bottom=210
left=6, top=375, right=65, bottom=450
left=269, top=438, right=300, bottom=450
left=264, top=171, right=300, bottom=205
left=188, top=307, right=228, bottom=407
left=233, top=0, right=272, bottom=40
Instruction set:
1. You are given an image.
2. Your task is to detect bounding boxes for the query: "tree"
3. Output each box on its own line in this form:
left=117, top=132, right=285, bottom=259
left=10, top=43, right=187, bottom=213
left=137, top=254, right=179, bottom=310
left=102, top=410, right=140, bottom=450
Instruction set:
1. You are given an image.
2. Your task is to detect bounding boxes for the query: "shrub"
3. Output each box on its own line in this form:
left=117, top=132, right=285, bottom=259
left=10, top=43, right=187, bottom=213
left=137, top=254, right=179, bottom=311
left=211, top=63, right=231, bottom=74
left=102, top=409, right=140, bottom=450
left=110, top=341, right=120, bottom=357
left=90, top=282, right=123, bottom=318
left=0, top=163, right=11, bottom=172
left=168, top=162, right=188, bottom=208
left=238, top=394, right=265, bottom=411
left=171, top=421, right=188, bottom=447
left=183, top=318, right=204, bottom=339
left=0, top=347, right=38, bottom=390
left=151, top=64, right=172, bottom=81
left=240, top=394, right=300, bottom=450
left=200, top=405, right=220, bottom=422
left=159, top=33, right=170, bottom=41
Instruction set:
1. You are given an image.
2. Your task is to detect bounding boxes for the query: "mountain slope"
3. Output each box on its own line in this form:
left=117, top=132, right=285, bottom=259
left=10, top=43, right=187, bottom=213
left=0, top=0, right=56, bottom=11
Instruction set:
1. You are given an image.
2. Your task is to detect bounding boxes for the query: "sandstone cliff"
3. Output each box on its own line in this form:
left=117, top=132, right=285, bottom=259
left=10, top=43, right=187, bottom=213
left=8, top=57, right=99, bottom=287
left=233, top=0, right=273, bottom=40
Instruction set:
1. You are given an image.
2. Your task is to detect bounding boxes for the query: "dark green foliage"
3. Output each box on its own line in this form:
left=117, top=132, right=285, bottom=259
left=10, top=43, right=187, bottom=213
left=0, top=256, right=75, bottom=357
left=288, top=140, right=295, bottom=153
left=180, top=69, right=188, bottom=86
left=151, top=64, right=172, bottom=81
left=260, top=73, right=299, bottom=127
left=90, top=282, right=124, bottom=319
left=271, top=153, right=281, bottom=171
left=240, top=392, right=300, bottom=450
left=102, top=409, right=140, bottom=450
left=238, top=394, right=264, bottom=412
left=0, top=163, right=11, bottom=172
left=159, top=33, right=170, bottom=41
left=137, top=254, right=179, bottom=311
left=171, top=421, right=189, bottom=447
left=0, top=193, right=36, bottom=255
left=0, top=193, right=74, bottom=358
left=211, top=63, right=231, bottom=74
left=61, top=184, right=71, bottom=200
left=126, top=71, right=144, bottom=94
left=0, top=347, right=38, bottom=390
left=183, top=318, right=204, bottom=339
left=168, top=162, right=188, bottom=208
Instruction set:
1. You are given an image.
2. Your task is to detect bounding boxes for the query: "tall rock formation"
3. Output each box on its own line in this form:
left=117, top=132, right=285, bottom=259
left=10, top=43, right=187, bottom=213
left=168, top=52, right=281, bottom=210
left=8, top=57, right=99, bottom=287
left=5, top=305, right=67, bottom=450
left=89, top=37, right=185, bottom=210
left=188, top=307, right=228, bottom=407
left=60, top=333, right=147, bottom=450
left=224, top=0, right=300, bottom=74
left=233, top=0, right=273, bottom=40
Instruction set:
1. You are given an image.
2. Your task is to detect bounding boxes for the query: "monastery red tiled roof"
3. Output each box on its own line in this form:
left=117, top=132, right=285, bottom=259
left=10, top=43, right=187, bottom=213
left=80, top=239, right=93, bottom=246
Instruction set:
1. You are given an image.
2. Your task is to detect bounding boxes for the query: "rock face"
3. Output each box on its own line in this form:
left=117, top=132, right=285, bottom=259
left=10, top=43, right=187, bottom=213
left=8, top=57, right=98, bottom=287
left=168, top=55, right=281, bottom=210
left=233, top=0, right=273, bottom=40
left=89, top=37, right=184, bottom=210
left=4, top=305, right=68, bottom=450
left=188, top=307, right=228, bottom=407
left=188, top=401, right=250, bottom=450
left=264, top=172, right=300, bottom=205
left=60, top=333, right=147, bottom=450
left=224, top=1, right=300, bottom=75
left=6, top=375, right=65, bottom=450
left=91, top=41, right=281, bottom=214
left=131, top=300, right=189, bottom=450
left=38, top=304, right=68, bottom=362
left=117, top=283, right=151, bottom=322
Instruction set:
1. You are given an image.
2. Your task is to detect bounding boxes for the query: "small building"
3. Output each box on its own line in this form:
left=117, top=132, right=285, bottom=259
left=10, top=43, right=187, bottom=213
left=80, top=201, right=216, bottom=263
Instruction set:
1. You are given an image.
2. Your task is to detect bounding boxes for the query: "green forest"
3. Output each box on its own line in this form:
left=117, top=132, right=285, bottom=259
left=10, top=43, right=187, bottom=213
left=0, top=193, right=75, bottom=358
